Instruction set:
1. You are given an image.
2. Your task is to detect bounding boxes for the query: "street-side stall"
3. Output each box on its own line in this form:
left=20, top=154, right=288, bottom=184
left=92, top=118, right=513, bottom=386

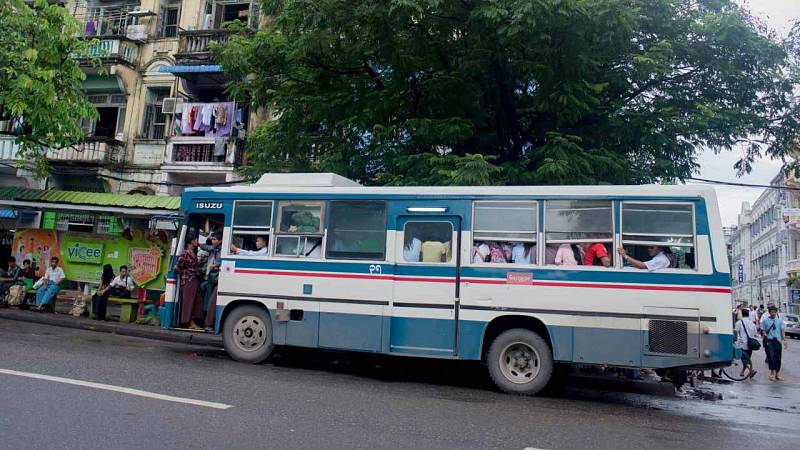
left=0, top=187, right=180, bottom=322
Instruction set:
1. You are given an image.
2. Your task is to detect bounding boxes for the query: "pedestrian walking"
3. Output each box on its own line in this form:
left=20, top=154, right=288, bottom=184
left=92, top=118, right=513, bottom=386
left=735, top=309, right=758, bottom=379
left=761, top=305, right=788, bottom=381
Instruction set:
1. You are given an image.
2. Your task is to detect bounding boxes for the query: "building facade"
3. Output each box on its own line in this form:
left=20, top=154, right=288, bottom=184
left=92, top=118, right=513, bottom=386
left=0, top=0, right=262, bottom=196
left=729, top=172, right=799, bottom=314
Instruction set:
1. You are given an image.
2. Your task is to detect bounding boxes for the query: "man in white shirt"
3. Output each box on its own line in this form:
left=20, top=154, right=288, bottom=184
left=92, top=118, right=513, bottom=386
left=109, top=265, right=136, bottom=298
left=230, top=236, right=269, bottom=256
left=735, top=309, right=759, bottom=379
left=35, top=257, right=65, bottom=311
left=617, top=245, right=672, bottom=271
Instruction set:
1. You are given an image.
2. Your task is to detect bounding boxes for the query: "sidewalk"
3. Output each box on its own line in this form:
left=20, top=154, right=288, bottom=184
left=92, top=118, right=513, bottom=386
left=0, top=307, right=222, bottom=347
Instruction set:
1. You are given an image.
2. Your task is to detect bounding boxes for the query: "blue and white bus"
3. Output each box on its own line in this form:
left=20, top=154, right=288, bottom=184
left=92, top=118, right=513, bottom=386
left=164, top=173, right=733, bottom=395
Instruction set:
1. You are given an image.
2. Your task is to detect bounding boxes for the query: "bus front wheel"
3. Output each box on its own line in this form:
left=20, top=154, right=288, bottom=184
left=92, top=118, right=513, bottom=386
left=487, top=328, right=554, bottom=395
left=223, top=304, right=274, bottom=364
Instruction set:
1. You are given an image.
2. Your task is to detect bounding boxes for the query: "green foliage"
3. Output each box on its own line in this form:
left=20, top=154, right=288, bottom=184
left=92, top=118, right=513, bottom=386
left=0, top=0, right=98, bottom=179
left=219, top=0, right=800, bottom=185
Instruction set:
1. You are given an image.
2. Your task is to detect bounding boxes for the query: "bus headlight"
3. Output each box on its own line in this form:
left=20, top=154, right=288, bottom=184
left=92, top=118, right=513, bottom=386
left=703, top=349, right=711, bottom=357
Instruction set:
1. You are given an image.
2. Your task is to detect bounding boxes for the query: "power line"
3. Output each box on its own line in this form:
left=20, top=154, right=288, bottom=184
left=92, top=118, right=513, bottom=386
left=686, top=177, right=800, bottom=192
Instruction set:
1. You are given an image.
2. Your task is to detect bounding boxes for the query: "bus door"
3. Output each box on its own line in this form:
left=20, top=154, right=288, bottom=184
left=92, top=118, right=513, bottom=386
left=390, top=215, right=462, bottom=357
left=173, top=212, right=226, bottom=329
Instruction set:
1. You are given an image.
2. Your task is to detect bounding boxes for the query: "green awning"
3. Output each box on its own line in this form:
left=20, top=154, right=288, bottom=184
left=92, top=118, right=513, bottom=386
left=0, top=187, right=180, bottom=216
left=83, top=75, right=125, bottom=94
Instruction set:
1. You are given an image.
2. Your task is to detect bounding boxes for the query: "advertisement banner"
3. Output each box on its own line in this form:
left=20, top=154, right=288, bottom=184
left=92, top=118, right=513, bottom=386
left=12, top=229, right=170, bottom=290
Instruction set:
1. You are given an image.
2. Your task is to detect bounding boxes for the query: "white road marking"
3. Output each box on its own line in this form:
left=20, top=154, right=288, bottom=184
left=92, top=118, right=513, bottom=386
left=0, top=368, right=233, bottom=410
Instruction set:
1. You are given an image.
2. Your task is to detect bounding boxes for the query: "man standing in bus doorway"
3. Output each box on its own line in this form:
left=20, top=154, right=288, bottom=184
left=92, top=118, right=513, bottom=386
left=762, top=305, right=788, bottom=381
left=175, top=233, right=203, bottom=329
left=200, top=231, right=222, bottom=332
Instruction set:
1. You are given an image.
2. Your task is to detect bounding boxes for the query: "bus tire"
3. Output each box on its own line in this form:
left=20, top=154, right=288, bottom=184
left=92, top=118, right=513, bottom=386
left=223, top=304, right=274, bottom=364
left=487, top=328, right=553, bottom=396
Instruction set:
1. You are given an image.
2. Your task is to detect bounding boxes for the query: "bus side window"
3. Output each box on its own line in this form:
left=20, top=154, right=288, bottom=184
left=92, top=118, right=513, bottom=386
left=472, top=201, right=538, bottom=265
left=403, top=222, right=452, bottom=263
left=621, top=202, right=695, bottom=270
left=544, top=200, right=614, bottom=267
left=230, top=201, right=273, bottom=257
left=274, top=201, right=324, bottom=258
left=326, top=201, right=387, bottom=260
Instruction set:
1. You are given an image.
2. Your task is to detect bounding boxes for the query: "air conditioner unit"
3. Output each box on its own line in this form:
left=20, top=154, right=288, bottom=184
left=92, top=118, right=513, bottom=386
left=162, top=98, right=183, bottom=114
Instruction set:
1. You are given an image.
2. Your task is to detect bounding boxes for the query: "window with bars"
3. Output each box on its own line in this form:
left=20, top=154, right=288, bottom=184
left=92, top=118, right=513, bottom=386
left=158, top=5, right=180, bottom=38
left=142, top=88, right=169, bottom=139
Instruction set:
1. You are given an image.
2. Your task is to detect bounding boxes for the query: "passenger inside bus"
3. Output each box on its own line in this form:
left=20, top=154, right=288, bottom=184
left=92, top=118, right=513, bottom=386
left=403, top=222, right=452, bottom=263
left=617, top=245, right=672, bottom=271
left=230, top=235, right=269, bottom=256
left=471, top=242, right=536, bottom=264
left=582, top=241, right=612, bottom=267
left=554, top=243, right=579, bottom=266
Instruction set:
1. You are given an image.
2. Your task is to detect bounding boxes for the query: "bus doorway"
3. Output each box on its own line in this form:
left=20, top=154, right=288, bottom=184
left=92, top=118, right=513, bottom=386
left=390, top=215, right=462, bottom=357
left=169, top=213, right=225, bottom=330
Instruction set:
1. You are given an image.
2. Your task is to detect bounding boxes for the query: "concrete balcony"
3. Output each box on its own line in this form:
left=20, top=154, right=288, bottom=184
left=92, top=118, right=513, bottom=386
left=174, top=29, right=234, bottom=63
left=48, top=138, right=126, bottom=165
left=81, top=37, right=138, bottom=67
left=0, top=136, right=125, bottom=165
left=788, top=258, right=800, bottom=275
left=0, top=136, right=21, bottom=161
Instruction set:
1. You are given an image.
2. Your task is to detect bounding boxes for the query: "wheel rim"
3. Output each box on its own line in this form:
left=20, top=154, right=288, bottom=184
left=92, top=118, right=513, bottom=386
left=232, top=315, right=267, bottom=353
left=498, top=341, right=540, bottom=384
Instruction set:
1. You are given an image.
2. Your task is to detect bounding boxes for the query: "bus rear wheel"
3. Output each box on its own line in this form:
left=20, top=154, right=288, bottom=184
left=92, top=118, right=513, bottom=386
left=487, top=328, right=553, bottom=395
left=223, top=305, right=274, bottom=363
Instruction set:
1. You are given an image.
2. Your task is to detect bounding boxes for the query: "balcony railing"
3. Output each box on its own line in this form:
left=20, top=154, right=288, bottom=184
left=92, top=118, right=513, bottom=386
left=788, top=258, right=800, bottom=274
left=84, top=38, right=138, bottom=66
left=165, top=137, right=243, bottom=168
left=48, top=138, right=126, bottom=164
left=0, top=136, right=125, bottom=164
left=175, top=29, right=234, bottom=61
left=0, top=136, right=20, bottom=161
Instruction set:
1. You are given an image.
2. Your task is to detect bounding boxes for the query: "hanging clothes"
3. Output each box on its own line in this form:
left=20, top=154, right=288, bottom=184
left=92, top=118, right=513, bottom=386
left=213, top=137, right=226, bottom=157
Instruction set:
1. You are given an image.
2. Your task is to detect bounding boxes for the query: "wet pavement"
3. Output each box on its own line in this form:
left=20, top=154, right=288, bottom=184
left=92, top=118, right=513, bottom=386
left=1, top=318, right=798, bottom=448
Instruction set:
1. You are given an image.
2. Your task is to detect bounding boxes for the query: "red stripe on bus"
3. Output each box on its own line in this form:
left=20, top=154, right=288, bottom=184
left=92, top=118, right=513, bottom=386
left=233, top=268, right=731, bottom=293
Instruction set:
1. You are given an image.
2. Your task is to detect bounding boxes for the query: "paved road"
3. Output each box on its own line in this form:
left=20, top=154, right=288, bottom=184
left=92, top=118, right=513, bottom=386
left=0, top=320, right=796, bottom=450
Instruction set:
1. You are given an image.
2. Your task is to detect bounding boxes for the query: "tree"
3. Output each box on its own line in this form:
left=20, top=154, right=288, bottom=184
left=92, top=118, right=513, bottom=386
left=217, top=0, right=800, bottom=186
left=0, top=0, right=98, bottom=179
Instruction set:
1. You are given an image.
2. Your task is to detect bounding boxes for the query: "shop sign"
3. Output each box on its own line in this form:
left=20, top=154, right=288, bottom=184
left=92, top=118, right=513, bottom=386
left=737, top=261, right=744, bottom=283
left=65, top=241, right=104, bottom=264
left=791, top=289, right=800, bottom=303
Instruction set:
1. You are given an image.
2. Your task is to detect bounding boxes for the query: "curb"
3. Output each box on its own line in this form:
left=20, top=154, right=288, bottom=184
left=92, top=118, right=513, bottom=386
left=0, top=309, right=222, bottom=347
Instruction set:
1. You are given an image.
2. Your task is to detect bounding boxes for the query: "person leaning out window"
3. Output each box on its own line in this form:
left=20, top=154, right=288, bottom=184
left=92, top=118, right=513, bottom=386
left=617, top=246, right=672, bottom=271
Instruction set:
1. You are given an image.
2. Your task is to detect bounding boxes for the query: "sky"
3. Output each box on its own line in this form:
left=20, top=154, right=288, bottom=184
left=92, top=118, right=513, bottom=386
left=698, top=0, right=800, bottom=225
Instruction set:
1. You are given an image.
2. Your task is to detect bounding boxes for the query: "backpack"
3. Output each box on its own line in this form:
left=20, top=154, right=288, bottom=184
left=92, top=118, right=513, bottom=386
left=6, top=285, right=26, bottom=306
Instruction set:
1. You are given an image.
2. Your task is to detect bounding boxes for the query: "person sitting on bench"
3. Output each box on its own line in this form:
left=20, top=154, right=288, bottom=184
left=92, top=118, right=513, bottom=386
left=35, top=257, right=64, bottom=312
left=108, top=265, right=135, bottom=298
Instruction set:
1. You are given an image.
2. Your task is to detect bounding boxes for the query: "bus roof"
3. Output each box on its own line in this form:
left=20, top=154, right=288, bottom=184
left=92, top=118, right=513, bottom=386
left=185, top=173, right=716, bottom=199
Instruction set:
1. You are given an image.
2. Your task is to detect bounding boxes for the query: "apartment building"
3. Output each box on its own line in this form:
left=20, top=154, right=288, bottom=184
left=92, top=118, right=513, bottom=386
left=729, top=172, right=799, bottom=314
left=0, top=0, right=261, bottom=195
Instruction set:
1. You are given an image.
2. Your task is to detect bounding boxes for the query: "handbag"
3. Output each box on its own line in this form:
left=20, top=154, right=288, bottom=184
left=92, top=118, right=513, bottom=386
left=6, top=285, right=25, bottom=306
left=762, top=321, right=776, bottom=349
left=740, top=320, right=761, bottom=351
